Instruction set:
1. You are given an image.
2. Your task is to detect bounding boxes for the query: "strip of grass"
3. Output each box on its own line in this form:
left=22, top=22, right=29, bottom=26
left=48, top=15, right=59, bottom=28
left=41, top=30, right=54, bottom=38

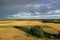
left=0, top=26, right=14, bottom=28
left=0, top=21, right=13, bottom=24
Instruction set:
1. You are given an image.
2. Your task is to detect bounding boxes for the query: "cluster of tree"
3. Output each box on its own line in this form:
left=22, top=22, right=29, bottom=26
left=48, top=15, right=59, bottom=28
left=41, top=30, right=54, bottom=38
left=41, top=19, right=60, bottom=23
left=14, top=25, right=60, bottom=39
left=30, top=26, right=60, bottom=39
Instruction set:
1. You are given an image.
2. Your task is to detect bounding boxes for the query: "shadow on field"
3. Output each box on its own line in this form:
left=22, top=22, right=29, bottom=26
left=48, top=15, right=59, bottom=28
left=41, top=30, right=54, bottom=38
left=14, top=26, right=60, bottom=39
left=14, top=26, right=31, bottom=34
left=14, top=26, right=42, bottom=38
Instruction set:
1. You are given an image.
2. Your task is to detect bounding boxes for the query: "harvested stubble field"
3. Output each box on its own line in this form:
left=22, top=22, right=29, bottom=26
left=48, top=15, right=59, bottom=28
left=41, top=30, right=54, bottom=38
left=0, top=20, right=60, bottom=40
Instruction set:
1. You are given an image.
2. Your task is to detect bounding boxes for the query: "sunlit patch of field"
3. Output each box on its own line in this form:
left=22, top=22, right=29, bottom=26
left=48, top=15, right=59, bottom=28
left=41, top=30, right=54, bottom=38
left=0, top=28, right=59, bottom=40
left=0, top=20, right=60, bottom=40
left=0, top=21, right=60, bottom=30
left=0, top=21, right=14, bottom=24
left=0, top=28, right=43, bottom=40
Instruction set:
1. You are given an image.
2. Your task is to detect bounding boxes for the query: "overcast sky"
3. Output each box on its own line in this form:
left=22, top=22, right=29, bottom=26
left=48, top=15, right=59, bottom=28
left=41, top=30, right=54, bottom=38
left=0, top=0, right=60, bottom=19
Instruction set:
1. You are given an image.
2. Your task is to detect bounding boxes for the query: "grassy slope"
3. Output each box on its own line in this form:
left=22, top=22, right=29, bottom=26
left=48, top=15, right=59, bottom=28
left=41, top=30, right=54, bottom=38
left=0, top=20, right=60, bottom=40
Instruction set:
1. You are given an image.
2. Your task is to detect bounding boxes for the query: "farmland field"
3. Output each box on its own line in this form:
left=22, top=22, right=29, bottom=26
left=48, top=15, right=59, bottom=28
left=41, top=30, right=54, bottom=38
left=0, top=20, right=60, bottom=40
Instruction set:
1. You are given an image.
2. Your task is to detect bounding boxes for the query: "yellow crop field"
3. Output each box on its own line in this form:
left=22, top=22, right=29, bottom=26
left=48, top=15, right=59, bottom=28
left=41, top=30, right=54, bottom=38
left=0, top=20, right=60, bottom=40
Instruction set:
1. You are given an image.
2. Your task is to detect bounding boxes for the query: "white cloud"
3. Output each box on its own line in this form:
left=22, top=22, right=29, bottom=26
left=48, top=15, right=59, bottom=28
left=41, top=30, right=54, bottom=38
left=6, top=12, right=60, bottom=19
left=1, top=1, right=60, bottom=19
left=47, top=9, right=60, bottom=14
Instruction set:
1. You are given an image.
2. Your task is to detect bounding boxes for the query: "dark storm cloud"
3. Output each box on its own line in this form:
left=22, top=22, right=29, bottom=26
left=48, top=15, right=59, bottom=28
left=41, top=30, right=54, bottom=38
left=0, top=0, right=40, bottom=5
left=1, top=0, right=60, bottom=5
left=0, top=0, right=41, bottom=18
left=0, top=0, right=60, bottom=19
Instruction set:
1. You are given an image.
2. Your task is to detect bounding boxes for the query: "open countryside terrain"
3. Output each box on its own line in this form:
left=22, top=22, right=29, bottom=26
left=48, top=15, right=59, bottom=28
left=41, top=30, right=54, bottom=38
left=0, top=20, right=60, bottom=40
